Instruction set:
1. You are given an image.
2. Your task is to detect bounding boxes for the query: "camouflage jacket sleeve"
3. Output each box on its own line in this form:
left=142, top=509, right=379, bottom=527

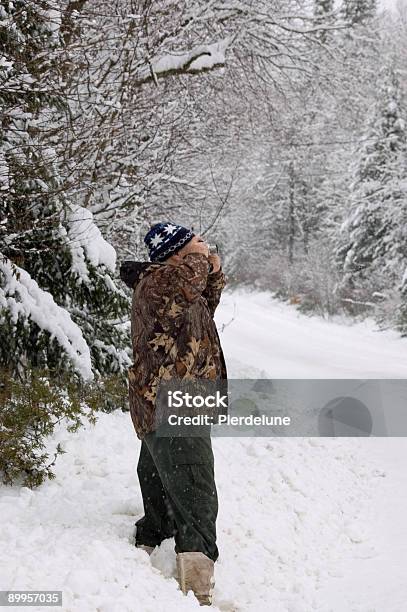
left=202, top=267, right=227, bottom=318
left=145, top=252, right=210, bottom=325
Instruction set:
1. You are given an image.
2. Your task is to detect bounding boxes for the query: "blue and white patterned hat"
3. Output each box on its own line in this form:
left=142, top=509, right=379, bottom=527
left=144, top=223, right=195, bottom=262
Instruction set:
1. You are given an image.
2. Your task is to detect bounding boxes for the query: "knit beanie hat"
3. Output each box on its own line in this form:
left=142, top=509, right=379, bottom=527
left=144, top=223, right=195, bottom=262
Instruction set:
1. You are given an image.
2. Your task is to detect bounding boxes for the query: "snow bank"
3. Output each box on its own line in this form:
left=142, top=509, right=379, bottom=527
left=0, top=411, right=198, bottom=612
left=0, top=408, right=381, bottom=612
left=0, top=258, right=93, bottom=380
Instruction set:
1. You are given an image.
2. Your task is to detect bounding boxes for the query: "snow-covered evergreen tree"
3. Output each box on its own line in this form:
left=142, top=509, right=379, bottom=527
left=337, top=68, right=407, bottom=317
left=0, top=1, right=130, bottom=381
left=342, top=0, right=377, bottom=24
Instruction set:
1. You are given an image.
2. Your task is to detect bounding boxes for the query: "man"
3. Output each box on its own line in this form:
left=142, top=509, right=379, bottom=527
left=120, top=222, right=228, bottom=606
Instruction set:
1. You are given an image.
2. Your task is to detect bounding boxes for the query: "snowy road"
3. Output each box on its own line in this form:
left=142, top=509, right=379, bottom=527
left=1, top=290, right=406, bottom=612
left=217, top=289, right=407, bottom=378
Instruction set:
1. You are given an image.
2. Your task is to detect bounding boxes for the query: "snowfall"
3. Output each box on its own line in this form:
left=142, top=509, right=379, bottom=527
left=1, top=289, right=407, bottom=612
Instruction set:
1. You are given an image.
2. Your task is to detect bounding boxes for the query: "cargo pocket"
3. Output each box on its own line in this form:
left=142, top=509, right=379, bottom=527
left=169, top=437, right=215, bottom=503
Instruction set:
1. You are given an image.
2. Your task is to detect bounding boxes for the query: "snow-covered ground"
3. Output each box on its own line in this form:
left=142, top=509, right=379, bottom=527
left=1, top=290, right=406, bottom=612
left=218, top=289, right=407, bottom=379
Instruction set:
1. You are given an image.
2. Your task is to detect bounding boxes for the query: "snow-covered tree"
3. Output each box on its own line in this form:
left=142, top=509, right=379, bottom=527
left=0, top=1, right=130, bottom=380
left=336, top=68, right=407, bottom=315
left=342, top=0, right=377, bottom=24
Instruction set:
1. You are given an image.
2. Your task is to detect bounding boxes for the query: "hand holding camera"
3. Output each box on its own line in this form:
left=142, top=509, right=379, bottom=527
left=208, top=245, right=221, bottom=273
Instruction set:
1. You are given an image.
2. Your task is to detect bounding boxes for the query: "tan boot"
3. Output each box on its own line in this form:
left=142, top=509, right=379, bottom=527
left=136, top=544, right=155, bottom=555
left=176, top=552, right=215, bottom=606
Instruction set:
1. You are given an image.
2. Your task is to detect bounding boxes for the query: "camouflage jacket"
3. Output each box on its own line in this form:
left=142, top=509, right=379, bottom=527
left=120, top=253, right=228, bottom=439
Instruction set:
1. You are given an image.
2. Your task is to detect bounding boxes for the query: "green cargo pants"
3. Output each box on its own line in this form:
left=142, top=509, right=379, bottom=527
left=135, top=431, right=219, bottom=562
